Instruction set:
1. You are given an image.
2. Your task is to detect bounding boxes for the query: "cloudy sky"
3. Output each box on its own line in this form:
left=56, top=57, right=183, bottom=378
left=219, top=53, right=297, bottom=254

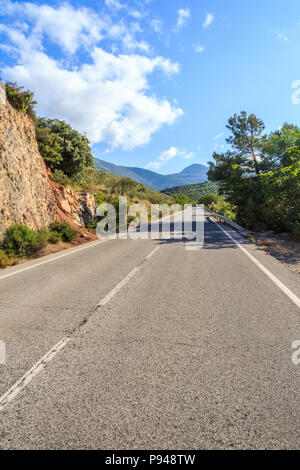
left=0, top=0, right=299, bottom=173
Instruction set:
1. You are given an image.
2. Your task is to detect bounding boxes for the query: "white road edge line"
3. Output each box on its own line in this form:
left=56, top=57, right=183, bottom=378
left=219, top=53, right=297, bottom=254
left=0, top=337, right=70, bottom=412
left=0, top=209, right=183, bottom=283
left=0, top=237, right=112, bottom=282
left=212, top=219, right=300, bottom=309
left=0, top=244, right=161, bottom=412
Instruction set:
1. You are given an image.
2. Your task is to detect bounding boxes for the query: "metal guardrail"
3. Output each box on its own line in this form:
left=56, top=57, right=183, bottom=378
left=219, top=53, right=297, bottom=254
left=205, top=209, right=246, bottom=232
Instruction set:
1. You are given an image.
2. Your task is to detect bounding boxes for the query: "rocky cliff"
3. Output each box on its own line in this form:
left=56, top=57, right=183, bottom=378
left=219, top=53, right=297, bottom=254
left=0, top=82, right=96, bottom=238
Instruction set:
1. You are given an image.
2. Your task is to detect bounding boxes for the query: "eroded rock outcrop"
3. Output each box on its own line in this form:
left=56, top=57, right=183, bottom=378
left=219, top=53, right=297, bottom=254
left=51, top=183, right=97, bottom=227
left=0, top=82, right=96, bottom=237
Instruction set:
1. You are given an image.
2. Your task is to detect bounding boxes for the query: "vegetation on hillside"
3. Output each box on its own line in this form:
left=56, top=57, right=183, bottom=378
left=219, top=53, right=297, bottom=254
left=161, top=180, right=237, bottom=219
left=208, top=112, right=300, bottom=239
left=0, top=221, right=77, bottom=268
left=5, top=81, right=36, bottom=118
left=162, top=181, right=219, bottom=201
left=1, top=81, right=175, bottom=262
left=4, top=81, right=173, bottom=215
left=36, top=118, right=94, bottom=178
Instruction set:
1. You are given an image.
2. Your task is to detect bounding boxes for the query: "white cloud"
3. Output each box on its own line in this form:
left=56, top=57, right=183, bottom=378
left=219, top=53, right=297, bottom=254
left=183, top=152, right=194, bottom=159
left=145, top=147, right=193, bottom=169
left=151, top=18, right=163, bottom=33
left=175, top=8, right=191, bottom=30
left=129, top=10, right=143, bottom=19
left=203, top=13, right=214, bottom=28
left=145, top=146, right=179, bottom=170
left=105, top=0, right=126, bottom=10
left=108, top=21, right=150, bottom=53
left=277, top=33, right=288, bottom=41
left=1, top=1, right=183, bottom=150
left=1, top=1, right=106, bottom=54
left=193, top=42, right=205, bottom=53
left=0, top=1, right=149, bottom=55
left=213, top=132, right=224, bottom=140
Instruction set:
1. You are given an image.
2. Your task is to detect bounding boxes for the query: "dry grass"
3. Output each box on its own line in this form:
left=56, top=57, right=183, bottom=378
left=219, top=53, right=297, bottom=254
left=244, top=231, right=300, bottom=274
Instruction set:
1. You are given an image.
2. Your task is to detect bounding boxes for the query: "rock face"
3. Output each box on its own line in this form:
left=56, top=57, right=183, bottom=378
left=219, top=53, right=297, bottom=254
left=51, top=184, right=97, bottom=227
left=0, top=83, right=96, bottom=238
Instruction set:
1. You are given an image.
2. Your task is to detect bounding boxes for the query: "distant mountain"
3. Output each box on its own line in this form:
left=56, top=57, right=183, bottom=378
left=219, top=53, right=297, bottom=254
left=94, top=158, right=208, bottom=191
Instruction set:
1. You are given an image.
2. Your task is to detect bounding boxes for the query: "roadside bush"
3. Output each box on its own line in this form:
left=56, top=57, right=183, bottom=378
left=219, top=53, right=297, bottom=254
left=292, top=221, right=300, bottom=241
left=50, top=169, right=73, bottom=187
left=48, top=231, right=62, bottom=244
left=49, top=221, right=77, bottom=242
left=173, top=194, right=194, bottom=208
left=85, top=219, right=98, bottom=232
left=0, top=250, right=18, bottom=268
left=33, top=229, right=50, bottom=252
left=5, top=82, right=36, bottom=117
left=2, top=224, right=47, bottom=257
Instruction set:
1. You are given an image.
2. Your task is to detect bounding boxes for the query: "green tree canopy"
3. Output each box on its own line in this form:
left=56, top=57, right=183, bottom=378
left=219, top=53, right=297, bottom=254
left=36, top=118, right=94, bottom=178
left=226, top=111, right=266, bottom=175
left=263, top=123, right=300, bottom=167
left=208, top=111, right=300, bottom=234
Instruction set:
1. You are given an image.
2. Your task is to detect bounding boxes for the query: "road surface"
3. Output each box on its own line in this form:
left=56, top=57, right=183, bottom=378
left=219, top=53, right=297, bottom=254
left=0, top=209, right=299, bottom=449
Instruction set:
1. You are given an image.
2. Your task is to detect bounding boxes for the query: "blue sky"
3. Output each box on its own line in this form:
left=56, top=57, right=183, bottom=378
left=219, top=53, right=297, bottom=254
left=1, top=0, right=300, bottom=174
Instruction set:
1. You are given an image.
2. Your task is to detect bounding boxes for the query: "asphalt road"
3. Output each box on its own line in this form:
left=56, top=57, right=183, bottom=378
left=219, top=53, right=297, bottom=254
left=0, top=209, right=299, bottom=449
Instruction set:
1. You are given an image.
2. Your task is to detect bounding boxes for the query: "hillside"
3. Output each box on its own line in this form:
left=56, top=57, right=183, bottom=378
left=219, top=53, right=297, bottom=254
left=0, top=82, right=58, bottom=237
left=162, top=181, right=219, bottom=201
left=0, top=83, right=100, bottom=238
left=94, top=158, right=208, bottom=191
left=55, top=166, right=174, bottom=209
left=0, top=80, right=172, bottom=242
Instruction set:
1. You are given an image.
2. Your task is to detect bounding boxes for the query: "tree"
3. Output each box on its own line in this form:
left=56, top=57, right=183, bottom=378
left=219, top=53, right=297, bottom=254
left=226, top=111, right=266, bottom=175
left=36, top=118, right=94, bottom=178
left=259, top=150, right=300, bottom=237
left=173, top=194, right=193, bottom=207
left=35, top=126, right=63, bottom=170
left=112, top=177, right=137, bottom=196
left=208, top=111, right=300, bottom=234
left=208, top=112, right=270, bottom=228
left=263, top=123, right=300, bottom=167
left=198, top=191, right=219, bottom=207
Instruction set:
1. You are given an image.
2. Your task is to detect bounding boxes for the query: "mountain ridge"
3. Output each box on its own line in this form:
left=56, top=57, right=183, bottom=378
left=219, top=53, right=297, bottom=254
left=94, top=158, right=208, bottom=190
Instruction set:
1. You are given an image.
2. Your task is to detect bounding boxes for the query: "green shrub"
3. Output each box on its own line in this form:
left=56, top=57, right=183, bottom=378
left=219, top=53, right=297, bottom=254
left=94, top=191, right=105, bottom=206
left=198, top=192, right=220, bottom=207
left=33, top=229, right=50, bottom=251
left=5, top=82, right=36, bottom=117
left=48, top=231, right=62, bottom=244
left=85, top=219, right=98, bottom=232
left=49, top=221, right=77, bottom=242
left=50, top=169, right=73, bottom=187
left=173, top=194, right=194, bottom=208
left=0, top=250, right=18, bottom=268
left=292, top=221, right=300, bottom=241
left=2, top=224, right=47, bottom=257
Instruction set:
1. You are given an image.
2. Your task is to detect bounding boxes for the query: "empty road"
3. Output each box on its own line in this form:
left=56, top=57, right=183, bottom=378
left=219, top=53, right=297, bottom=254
left=0, top=209, right=299, bottom=449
